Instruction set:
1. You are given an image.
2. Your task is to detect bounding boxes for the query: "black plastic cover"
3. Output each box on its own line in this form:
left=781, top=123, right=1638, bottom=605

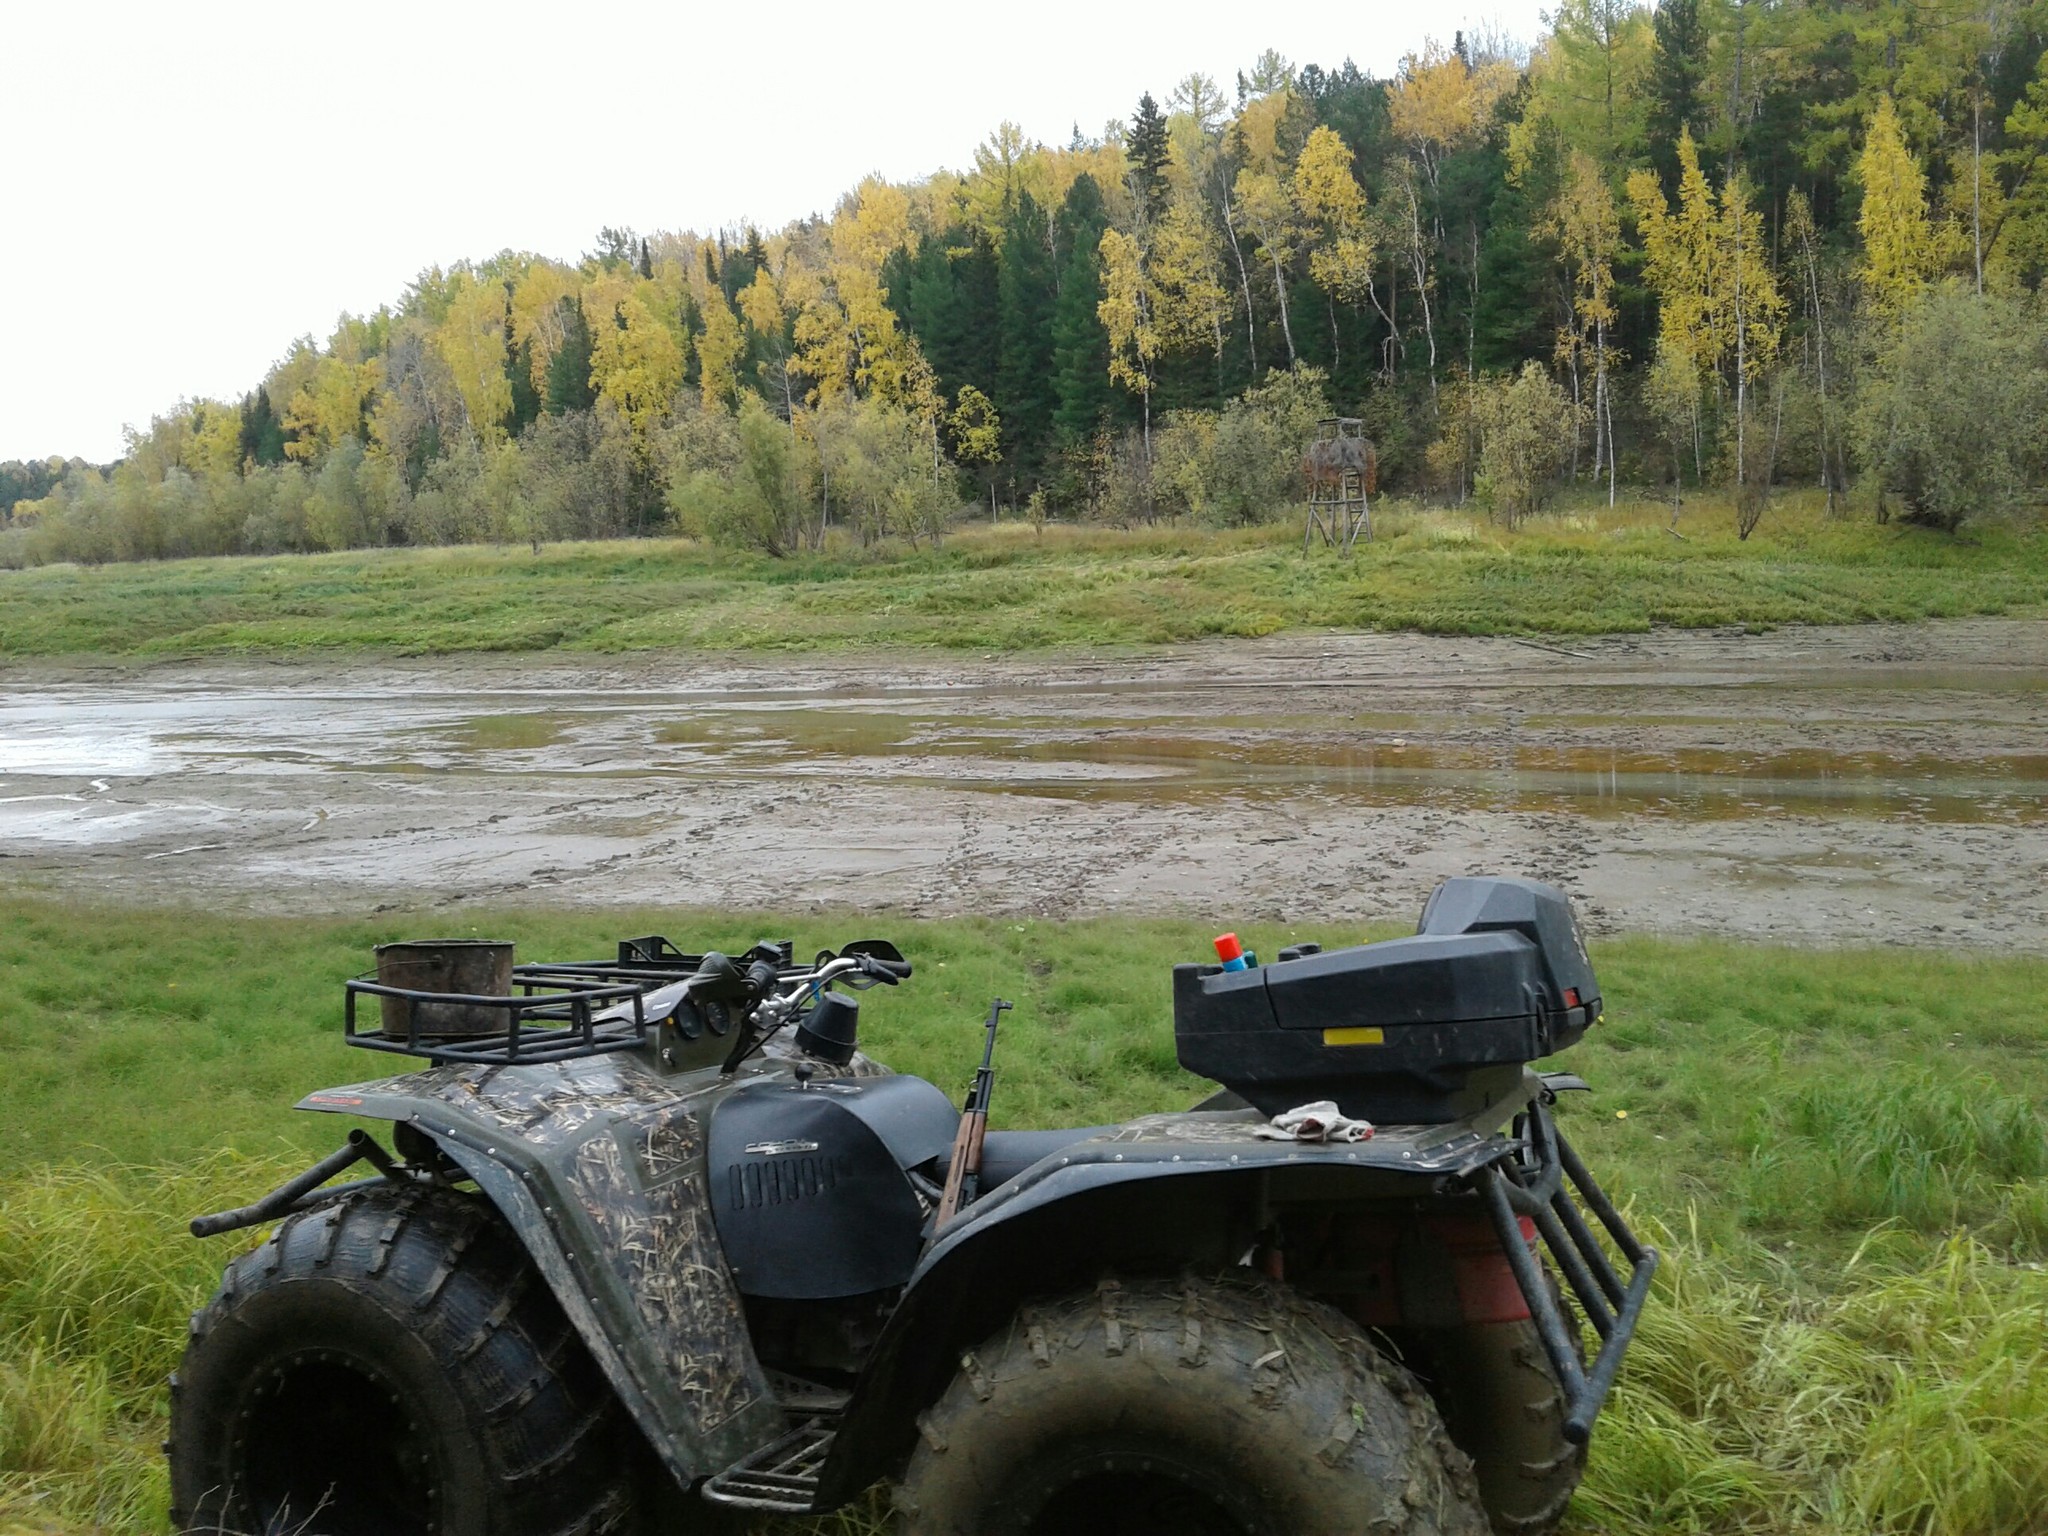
left=708, top=1074, right=957, bottom=1299
left=1174, top=877, right=1600, bottom=1124
left=795, top=993, right=860, bottom=1064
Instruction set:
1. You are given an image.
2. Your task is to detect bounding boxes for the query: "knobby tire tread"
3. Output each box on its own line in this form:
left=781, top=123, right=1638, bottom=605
left=893, top=1271, right=1492, bottom=1536
left=168, top=1183, right=630, bottom=1536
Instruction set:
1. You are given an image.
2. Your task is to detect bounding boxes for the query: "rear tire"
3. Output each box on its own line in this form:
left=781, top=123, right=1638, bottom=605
left=892, top=1274, right=1491, bottom=1536
left=1424, top=1316, right=1585, bottom=1535
left=168, top=1184, right=629, bottom=1536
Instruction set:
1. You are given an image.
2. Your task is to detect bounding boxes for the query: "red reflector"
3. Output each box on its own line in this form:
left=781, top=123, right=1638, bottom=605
left=1564, top=988, right=1580, bottom=1008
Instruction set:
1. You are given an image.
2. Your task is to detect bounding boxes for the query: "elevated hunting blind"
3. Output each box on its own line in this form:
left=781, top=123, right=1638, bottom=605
left=1303, top=416, right=1375, bottom=553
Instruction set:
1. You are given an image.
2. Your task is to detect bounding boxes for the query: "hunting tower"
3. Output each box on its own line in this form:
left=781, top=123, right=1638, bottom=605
left=1302, top=417, right=1375, bottom=553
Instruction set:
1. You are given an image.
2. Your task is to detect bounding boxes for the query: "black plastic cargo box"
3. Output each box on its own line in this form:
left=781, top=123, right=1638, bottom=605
left=1174, top=877, right=1601, bottom=1124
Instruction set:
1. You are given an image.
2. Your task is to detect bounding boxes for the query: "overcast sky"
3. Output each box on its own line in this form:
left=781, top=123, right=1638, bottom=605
left=1, top=0, right=1543, bottom=464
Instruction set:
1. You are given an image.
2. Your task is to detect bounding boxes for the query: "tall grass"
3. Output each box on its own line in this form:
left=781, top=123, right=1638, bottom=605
left=2, top=899, right=2044, bottom=1533
left=1582, top=1223, right=2048, bottom=1534
left=1740, top=1073, right=2048, bottom=1236
left=1, top=495, right=2042, bottom=659
left=0, top=1160, right=289, bottom=1534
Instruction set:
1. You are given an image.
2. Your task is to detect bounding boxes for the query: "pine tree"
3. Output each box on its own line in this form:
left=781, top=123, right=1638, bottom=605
left=891, top=229, right=1001, bottom=402
left=1127, top=93, right=1171, bottom=217
left=725, top=229, right=762, bottom=298
left=1303, top=60, right=1387, bottom=157
left=508, top=335, right=542, bottom=434
left=1051, top=176, right=1114, bottom=444
left=594, top=227, right=636, bottom=269
left=238, top=387, right=286, bottom=467
left=1646, top=0, right=1708, bottom=196
left=1857, top=94, right=1935, bottom=323
left=954, top=233, right=1002, bottom=391
left=997, top=193, right=1058, bottom=484
left=544, top=296, right=596, bottom=415
left=1471, top=148, right=1560, bottom=375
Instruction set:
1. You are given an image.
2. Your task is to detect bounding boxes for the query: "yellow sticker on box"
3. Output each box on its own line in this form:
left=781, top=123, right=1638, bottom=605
left=1322, top=1027, right=1385, bottom=1047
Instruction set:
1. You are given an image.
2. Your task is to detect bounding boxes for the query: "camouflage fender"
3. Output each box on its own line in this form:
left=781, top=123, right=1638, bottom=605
left=297, top=1050, right=804, bottom=1486
left=818, top=1091, right=1533, bottom=1506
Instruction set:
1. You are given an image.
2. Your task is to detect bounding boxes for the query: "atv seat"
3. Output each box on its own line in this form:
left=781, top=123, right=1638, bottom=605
left=977, top=1126, right=1118, bottom=1191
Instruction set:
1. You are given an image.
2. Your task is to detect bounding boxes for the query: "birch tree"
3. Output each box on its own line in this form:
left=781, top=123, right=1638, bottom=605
left=1097, top=227, right=1159, bottom=467
left=1292, top=125, right=1378, bottom=370
left=1628, top=127, right=1784, bottom=533
left=1229, top=89, right=1301, bottom=366
left=1548, top=152, right=1621, bottom=499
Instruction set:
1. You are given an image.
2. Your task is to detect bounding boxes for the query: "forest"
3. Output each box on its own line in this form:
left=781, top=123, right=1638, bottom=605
left=4, top=0, right=2048, bottom=570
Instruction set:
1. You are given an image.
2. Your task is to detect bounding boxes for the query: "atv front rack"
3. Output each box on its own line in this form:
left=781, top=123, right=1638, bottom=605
left=341, top=936, right=713, bottom=1065
left=344, top=967, right=659, bottom=1064
left=341, top=936, right=804, bottom=1066
left=1473, top=1096, right=1658, bottom=1444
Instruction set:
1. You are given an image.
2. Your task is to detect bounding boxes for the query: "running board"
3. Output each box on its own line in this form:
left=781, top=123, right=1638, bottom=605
left=701, top=1415, right=837, bottom=1513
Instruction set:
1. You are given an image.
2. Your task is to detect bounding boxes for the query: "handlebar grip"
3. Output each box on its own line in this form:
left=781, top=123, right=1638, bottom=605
left=862, top=955, right=913, bottom=983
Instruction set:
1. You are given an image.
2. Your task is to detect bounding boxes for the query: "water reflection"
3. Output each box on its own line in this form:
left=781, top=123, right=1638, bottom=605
left=1, top=684, right=2041, bottom=829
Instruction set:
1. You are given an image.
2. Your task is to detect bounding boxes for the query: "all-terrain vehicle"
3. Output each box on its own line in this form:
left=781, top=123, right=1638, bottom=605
left=171, top=876, right=1654, bottom=1536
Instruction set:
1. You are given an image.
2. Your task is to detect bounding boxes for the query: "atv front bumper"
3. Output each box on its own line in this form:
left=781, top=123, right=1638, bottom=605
left=1474, top=1096, right=1657, bottom=1443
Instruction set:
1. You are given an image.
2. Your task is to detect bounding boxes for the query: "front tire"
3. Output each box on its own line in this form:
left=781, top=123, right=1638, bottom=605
left=169, top=1184, right=628, bottom=1536
left=892, top=1274, right=1490, bottom=1536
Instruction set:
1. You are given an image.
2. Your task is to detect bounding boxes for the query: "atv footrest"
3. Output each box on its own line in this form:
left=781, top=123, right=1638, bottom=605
left=1474, top=1098, right=1658, bottom=1446
left=701, top=1415, right=838, bottom=1513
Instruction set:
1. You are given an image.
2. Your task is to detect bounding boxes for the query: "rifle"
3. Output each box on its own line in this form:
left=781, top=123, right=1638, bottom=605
left=934, top=998, right=1009, bottom=1231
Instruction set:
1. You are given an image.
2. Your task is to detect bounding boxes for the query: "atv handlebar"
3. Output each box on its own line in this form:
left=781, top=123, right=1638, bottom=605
left=715, top=949, right=910, bottom=1074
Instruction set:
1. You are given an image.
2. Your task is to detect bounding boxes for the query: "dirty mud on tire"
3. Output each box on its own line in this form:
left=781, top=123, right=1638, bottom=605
left=2, top=619, right=2043, bottom=949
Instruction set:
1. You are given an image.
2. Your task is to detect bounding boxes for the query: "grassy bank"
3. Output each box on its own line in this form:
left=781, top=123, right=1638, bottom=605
left=2, top=899, right=2045, bottom=1533
left=2, top=496, right=2044, bottom=661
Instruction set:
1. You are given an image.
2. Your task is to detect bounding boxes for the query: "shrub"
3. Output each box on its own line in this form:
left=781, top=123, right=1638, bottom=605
left=1152, top=368, right=1331, bottom=526
left=670, top=397, right=813, bottom=556
left=1474, top=362, right=1582, bottom=526
left=1857, top=286, right=2048, bottom=531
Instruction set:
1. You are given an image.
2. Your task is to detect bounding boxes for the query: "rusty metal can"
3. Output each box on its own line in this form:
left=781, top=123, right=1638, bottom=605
left=374, top=940, right=515, bottom=1037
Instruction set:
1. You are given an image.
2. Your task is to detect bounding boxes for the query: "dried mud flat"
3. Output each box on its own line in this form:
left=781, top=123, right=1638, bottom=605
left=2, top=618, right=2045, bottom=949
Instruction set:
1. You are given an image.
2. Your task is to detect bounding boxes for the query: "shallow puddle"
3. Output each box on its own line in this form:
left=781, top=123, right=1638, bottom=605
left=5, top=687, right=2044, bottom=825
left=601, top=708, right=2048, bottom=824
left=456, top=714, right=570, bottom=751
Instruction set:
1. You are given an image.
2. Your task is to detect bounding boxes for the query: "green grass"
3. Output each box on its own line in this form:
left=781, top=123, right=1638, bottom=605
left=1, top=899, right=2044, bottom=1533
left=2, top=495, right=2044, bottom=660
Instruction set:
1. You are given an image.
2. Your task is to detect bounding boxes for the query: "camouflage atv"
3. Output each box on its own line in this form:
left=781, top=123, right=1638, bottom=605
left=171, top=876, right=1654, bottom=1536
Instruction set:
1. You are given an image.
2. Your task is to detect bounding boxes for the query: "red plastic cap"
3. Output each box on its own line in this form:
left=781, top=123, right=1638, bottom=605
left=1213, top=933, right=1244, bottom=963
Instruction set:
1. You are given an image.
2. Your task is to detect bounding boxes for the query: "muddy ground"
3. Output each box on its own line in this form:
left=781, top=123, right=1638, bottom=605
left=2, top=619, right=2044, bottom=949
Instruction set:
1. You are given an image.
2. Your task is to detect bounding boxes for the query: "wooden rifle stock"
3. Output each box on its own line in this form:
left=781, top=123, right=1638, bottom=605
left=934, top=1108, right=983, bottom=1229
left=933, top=998, right=1009, bottom=1231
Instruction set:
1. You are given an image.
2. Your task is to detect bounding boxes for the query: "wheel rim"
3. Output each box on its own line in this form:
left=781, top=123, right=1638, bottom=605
left=234, top=1350, right=439, bottom=1536
left=1015, top=1446, right=1263, bottom=1536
